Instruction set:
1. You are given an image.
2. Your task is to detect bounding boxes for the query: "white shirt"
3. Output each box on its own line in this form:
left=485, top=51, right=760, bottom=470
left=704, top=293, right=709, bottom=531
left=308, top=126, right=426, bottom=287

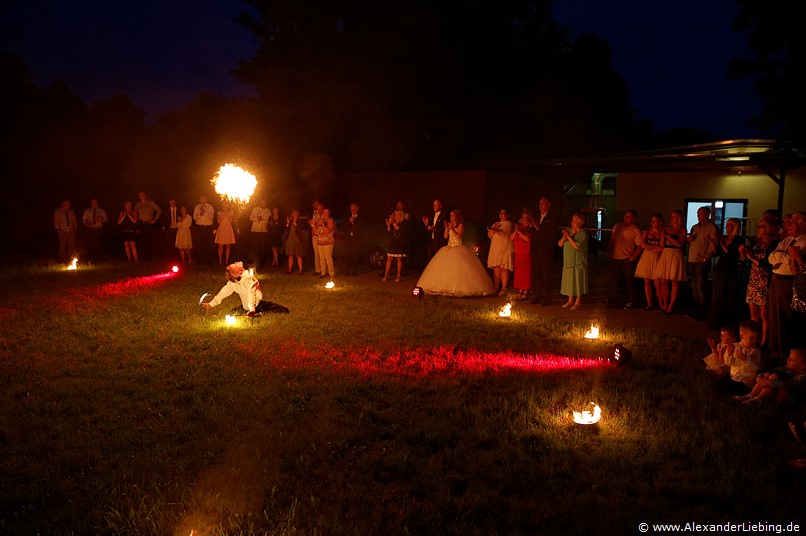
left=724, top=343, right=761, bottom=386
left=208, top=274, right=263, bottom=312
left=82, top=207, right=108, bottom=229
left=610, top=223, right=641, bottom=260
left=769, top=233, right=806, bottom=276
left=194, top=203, right=215, bottom=226
left=688, top=220, right=718, bottom=262
left=250, top=207, right=271, bottom=233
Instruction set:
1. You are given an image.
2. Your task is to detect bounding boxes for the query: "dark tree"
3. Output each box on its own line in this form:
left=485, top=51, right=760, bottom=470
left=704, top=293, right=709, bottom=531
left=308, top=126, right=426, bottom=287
left=234, top=0, right=642, bottom=171
left=729, top=0, right=806, bottom=146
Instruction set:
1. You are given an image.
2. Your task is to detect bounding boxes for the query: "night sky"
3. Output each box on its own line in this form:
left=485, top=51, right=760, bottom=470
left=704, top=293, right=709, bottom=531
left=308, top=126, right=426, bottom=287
left=1, top=0, right=764, bottom=139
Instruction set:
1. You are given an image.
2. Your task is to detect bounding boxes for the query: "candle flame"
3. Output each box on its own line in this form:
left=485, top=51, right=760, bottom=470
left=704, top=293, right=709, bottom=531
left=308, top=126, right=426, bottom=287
left=225, top=315, right=237, bottom=326
left=499, top=303, right=512, bottom=317
left=584, top=323, right=599, bottom=339
left=325, top=281, right=335, bottom=289
left=212, top=163, right=258, bottom=205
left=67, top=258, right=78, bottom=270
left=573, top=403, right=601, bottom=425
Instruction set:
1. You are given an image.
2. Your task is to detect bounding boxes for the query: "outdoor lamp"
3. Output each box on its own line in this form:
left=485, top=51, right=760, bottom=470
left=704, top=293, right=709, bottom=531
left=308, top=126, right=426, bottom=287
left=610, top=344, right=632, bottom=366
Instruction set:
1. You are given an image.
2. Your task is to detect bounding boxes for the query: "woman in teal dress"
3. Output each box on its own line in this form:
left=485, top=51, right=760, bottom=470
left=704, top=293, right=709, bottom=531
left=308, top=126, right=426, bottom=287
left=559, top=213, right=588, bottom=309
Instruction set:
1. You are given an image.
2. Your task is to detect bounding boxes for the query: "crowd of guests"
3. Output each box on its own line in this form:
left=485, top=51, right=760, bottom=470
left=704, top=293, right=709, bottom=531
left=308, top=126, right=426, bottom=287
left=54, top=192, right=806, bottom=465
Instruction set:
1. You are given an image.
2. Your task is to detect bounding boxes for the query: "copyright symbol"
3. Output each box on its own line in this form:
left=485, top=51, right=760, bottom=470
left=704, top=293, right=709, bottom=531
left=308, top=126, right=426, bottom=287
left=639, top=523, right=649, bottom=533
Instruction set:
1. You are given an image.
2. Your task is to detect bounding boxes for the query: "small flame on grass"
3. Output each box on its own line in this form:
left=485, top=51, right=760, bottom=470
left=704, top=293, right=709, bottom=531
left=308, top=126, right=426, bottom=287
left=225, top=315, right=237, bottom=326
left=499, top=302, right=512, bottom=317
left=325, top=281, right=335, bottom=289
left=584, top=323, right=600, bottom=339
left=67, top=258, right=78, bottom=270
left=573, top=403, right=601, bottom=425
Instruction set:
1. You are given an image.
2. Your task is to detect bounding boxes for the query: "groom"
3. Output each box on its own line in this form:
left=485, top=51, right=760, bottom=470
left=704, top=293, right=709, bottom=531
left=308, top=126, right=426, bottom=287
left=423, top=199, right=447, bottom=261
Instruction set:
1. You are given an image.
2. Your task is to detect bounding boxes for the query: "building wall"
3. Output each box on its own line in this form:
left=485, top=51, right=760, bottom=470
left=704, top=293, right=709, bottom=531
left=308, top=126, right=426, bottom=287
left=615, top=169, right=806, bottom=224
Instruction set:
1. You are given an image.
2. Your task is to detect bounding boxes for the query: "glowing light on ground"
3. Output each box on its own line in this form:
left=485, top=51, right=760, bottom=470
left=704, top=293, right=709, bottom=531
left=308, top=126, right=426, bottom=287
left=584, top=323, right=600, bottom=339
left=573, top=403, right=602, bottom=425
left=212, top=164, right=258, bottom=205
left=66, top=258, right=78, bottom=270
left=225, top=315, right=237, bottom=326
left=499, top=302, right=512, bottom=317
left=237, top=342, right=613, bottom=377
left=325, top=281, right=335, bottom=289
left=172, top=265, right=179, bottom=273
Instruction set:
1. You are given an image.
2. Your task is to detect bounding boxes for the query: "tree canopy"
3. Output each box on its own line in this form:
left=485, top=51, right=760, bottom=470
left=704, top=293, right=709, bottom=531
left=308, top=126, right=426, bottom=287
left=234, top=0, right=644, bottom=169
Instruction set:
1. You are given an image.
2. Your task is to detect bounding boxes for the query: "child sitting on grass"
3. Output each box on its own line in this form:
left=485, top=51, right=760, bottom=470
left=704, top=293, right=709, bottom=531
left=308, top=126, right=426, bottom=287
left=705, top=321, right=762, bottom=392
left=704, top=324, right=738, bottom=376
left=735, top=348, right=806, bottom=405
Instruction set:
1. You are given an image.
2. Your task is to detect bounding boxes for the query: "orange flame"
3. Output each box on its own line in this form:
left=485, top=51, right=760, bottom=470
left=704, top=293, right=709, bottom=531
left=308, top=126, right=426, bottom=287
left=212, top=164, right=258, bottom=205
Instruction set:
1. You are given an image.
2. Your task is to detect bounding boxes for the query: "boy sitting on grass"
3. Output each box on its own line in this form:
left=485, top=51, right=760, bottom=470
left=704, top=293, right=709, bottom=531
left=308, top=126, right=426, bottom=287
left=704, top=321, right=762, bottom=393
left=201, top=261, right=289, bottom=316
left=735, top=348, right=806, bottom=405
left=704, top=324, right=739, bottom=376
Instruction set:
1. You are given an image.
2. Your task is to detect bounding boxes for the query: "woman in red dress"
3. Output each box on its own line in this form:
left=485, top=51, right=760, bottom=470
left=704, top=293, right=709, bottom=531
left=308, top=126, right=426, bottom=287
left=510, top=209, right=535, bottom=300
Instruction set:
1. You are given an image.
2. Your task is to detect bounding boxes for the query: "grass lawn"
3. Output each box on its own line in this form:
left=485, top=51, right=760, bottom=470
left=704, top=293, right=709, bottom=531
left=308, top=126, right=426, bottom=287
left=0, top=262, right=803, bottom=535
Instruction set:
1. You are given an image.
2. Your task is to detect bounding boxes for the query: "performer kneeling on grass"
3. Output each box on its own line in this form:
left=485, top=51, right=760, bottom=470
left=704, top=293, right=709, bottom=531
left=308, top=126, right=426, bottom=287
left=201, top=261, right=289, bottom=316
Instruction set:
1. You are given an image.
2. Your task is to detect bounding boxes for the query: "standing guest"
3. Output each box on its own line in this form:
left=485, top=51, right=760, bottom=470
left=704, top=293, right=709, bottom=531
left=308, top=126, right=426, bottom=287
left=559, top=213, right=589, bottom=310
left=383, top=211, right=408, bottom=282
left=634, top=213, right=665, bottom=311
left=708, top=218, right=743, bottom=331
left=740, top=220, right=778, bottom=346
left=249, top=199, right=270, bottom=267
left=606, top=209, right=641, bottom=309
left=309, top=200, right=323, bottom=275
left=54, top=199, right=78, bottom=264
left=422, top=199, right=447, bottom=261
left=510, top=209, right=535, bottom=301
left=530, top=197, right=557, bottom=306
left=314, top=206, right=336, bottom=280
left=175, top=206, right=193, bottom=264
left=656, top=210, right=688, bottom=315
left=416, top=210, right=495, bottom=297
left=215, top=202, right=237, bottom=266
left=395, top=200, right=411, bottom=221
left=117, top=201, right=139, bottom=263
left=267, top=207, right=284, bottom=268
left=193, top=196, right=216, bottom=265
left=134, top=191, right=162, bottom=260
left=284, top=210, right=306, bottom=275
left=81, top=198, right=108, bottom=261
left=687, top=206, right=719, bottom=320
left=163, top=199, right=180, bottom=261
left=344, top=203, right=364, bottom=276
left=768, top=212, right=806, bottom=360
left=487, top=209, right=515, bottom=296
left=762, top=209, right=782, bottom=239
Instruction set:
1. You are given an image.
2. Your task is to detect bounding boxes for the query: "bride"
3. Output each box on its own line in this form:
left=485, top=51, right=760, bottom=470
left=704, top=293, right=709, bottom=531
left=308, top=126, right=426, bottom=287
left=416, top=209, right=495, bottom=297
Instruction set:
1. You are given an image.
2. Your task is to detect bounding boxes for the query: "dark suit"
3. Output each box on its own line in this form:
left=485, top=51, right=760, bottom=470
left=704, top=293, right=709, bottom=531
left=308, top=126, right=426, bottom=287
left=163, top=206, right=180, bottom=260
left=530, top=211, right=557, bottom=304
left=426, top=210, right=448, bottom=260
left=345, top=213, right=364, bottom=275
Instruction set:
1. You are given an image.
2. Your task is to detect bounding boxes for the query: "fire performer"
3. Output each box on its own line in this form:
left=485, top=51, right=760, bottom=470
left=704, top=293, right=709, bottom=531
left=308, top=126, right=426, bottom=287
left=200, top=262, right=289, bottom=316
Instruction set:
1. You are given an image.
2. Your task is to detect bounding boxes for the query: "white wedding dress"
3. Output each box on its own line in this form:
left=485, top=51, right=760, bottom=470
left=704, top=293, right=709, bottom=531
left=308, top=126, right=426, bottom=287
left=416, top=229, right=495, bottom=297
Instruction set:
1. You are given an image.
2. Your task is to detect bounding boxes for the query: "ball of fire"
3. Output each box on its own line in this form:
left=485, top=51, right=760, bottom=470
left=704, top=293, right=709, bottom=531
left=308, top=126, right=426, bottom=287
left=212, top=163, right=258, bottom=205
